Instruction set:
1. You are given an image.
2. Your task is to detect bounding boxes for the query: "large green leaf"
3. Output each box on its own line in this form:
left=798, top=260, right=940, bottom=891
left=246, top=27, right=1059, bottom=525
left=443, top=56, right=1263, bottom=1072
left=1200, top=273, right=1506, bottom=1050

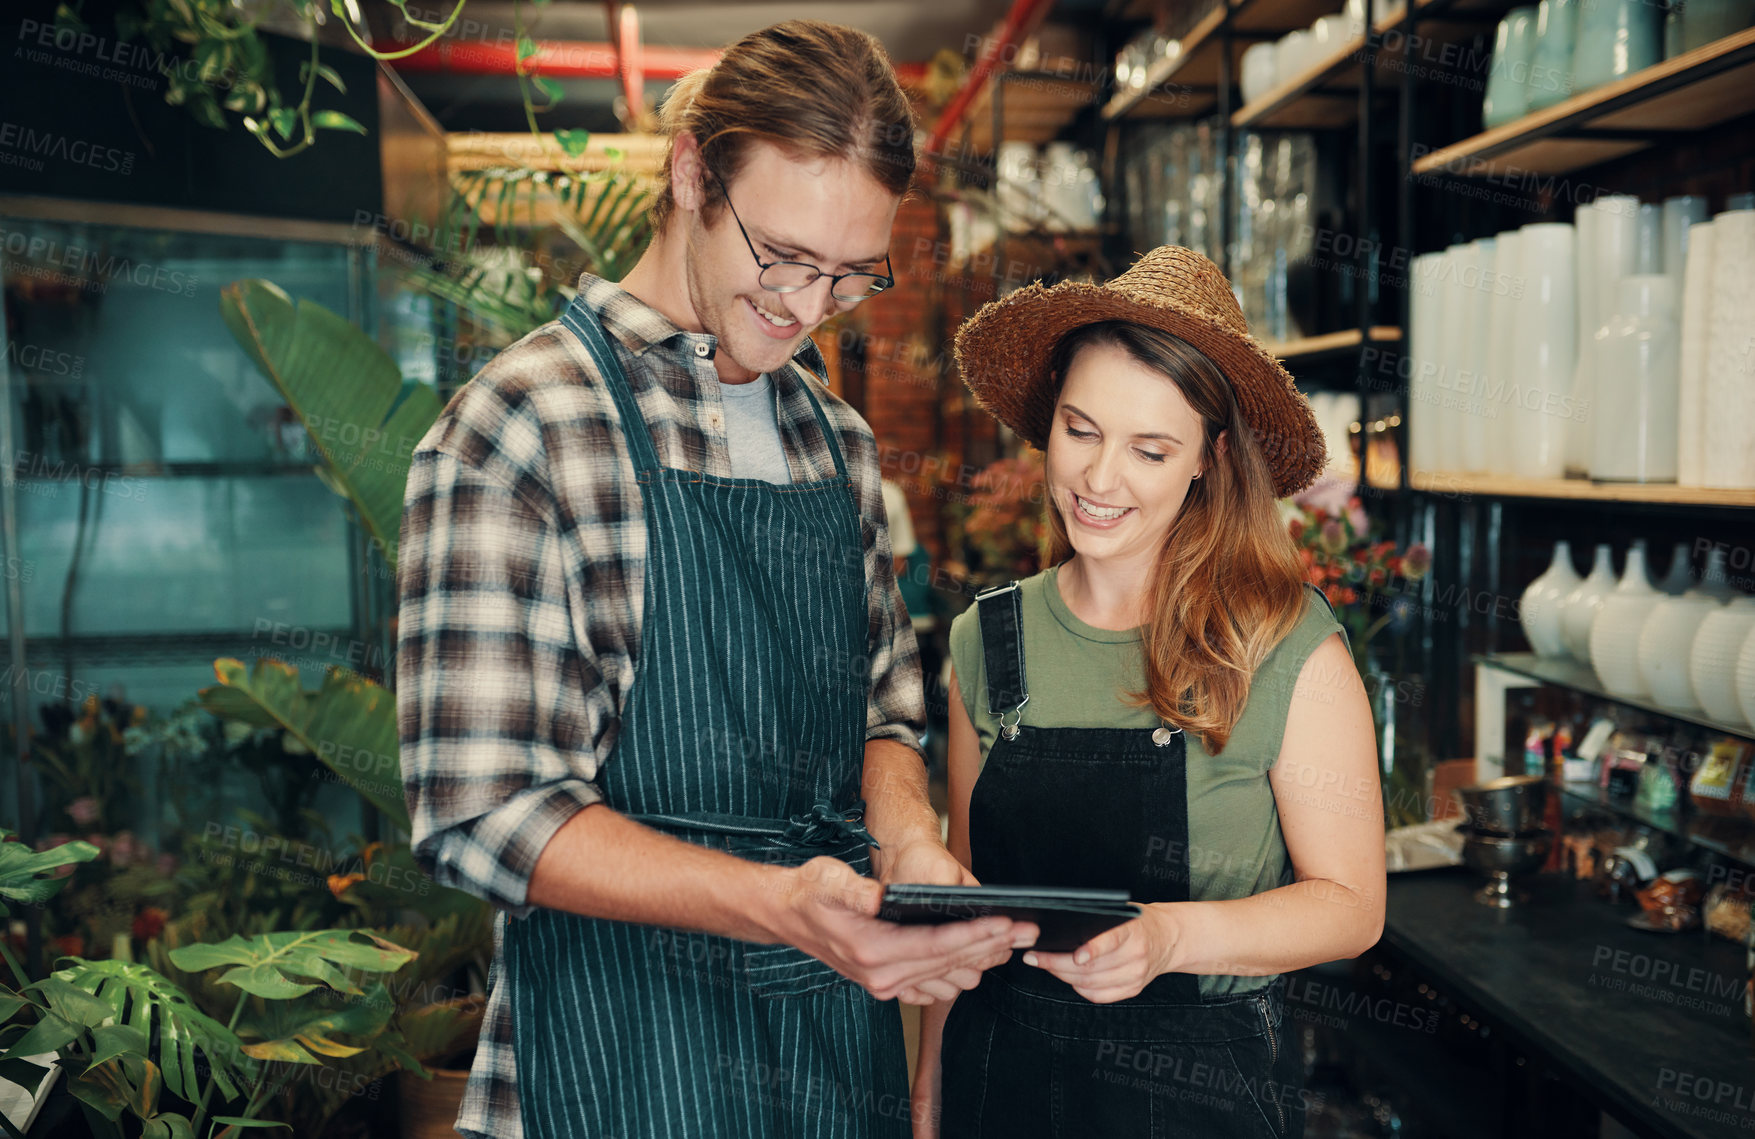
left=0, top=836, right=99, bottom=915
left=196, top=657, right=408, bottom=831
left=167, top=930, right=415, bottom=1001
left=237, top=980, right=397, bottom=1065
left=219, top=278, right=443, bottom=575
left=56, top=959, right=246, bottom=1105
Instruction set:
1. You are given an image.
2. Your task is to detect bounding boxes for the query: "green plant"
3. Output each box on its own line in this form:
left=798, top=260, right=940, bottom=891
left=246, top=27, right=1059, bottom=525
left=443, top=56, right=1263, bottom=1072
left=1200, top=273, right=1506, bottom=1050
left=404, top=160, right=655, bottom=351
left=0, top=828, right=424, bottom=1139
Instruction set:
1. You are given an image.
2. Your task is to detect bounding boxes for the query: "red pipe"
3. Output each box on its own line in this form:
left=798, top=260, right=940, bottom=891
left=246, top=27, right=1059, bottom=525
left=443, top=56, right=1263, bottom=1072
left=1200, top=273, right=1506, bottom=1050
left=377, top=39, right=718, bottom=79
left=378, top=39, right=928, bottom=85
left=924, top=0, right=1056, bottom=157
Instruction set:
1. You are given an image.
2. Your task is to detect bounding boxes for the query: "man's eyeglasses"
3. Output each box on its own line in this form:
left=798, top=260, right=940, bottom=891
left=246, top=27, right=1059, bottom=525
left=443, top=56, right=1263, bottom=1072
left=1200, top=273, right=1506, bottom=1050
left=710, top=170, right=894, bottom=303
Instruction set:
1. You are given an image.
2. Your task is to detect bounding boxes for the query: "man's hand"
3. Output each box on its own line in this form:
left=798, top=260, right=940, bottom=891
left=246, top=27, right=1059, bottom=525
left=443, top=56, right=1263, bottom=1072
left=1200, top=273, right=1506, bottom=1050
left=765, top=855, right=1035, bottom=1006
left=875, top=840, right=1012, bottom=1003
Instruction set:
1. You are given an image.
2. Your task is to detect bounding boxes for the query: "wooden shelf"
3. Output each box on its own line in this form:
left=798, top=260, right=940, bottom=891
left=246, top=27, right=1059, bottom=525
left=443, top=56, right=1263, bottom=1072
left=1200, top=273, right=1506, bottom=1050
left=965, top=73, right=1098, bottom=152
left=1264, top=324, right=1402, bottom=360
left=1232, top=2, right=1431, bottom=129
left=1102, top=3, right=1232, bottom=121
left=1408, top=471, right=1755, bottom=507
left=1410, top=26, right=1755, bottom=178
left=1479, top=652, right=1755, bottom=743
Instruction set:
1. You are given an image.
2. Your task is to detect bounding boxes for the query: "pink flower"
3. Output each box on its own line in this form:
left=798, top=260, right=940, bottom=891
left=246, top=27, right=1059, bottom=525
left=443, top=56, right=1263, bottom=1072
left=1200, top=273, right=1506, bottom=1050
left=66, top=797, right=98, bottom=826
left=1320, top=520, right=1346, bottom=553
left=1404, top=543, right=1432, bottom=579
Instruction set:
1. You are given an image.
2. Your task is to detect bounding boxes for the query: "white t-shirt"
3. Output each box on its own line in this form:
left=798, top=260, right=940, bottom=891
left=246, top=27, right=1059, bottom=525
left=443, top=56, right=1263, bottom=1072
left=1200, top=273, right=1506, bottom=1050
left=718, top=373, right=792, bottom=484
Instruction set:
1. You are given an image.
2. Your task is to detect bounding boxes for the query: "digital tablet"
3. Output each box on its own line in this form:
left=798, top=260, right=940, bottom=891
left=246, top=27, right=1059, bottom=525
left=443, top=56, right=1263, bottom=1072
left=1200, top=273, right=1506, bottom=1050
left=877, top=884, right=1142, bottom=953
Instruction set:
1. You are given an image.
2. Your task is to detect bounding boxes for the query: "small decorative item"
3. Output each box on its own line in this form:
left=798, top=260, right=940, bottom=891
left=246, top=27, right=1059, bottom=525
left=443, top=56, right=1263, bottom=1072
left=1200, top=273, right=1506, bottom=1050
left=1703, top=209, right=1755, bottom=488
left=1568, top=195, right=1641, bottom=478
left=1241, top=42, right=1279, bottom=104
left=1590, top=540, right=1660, bottom=697
left=1560, top=542, right=1618, bottom=660
left=1675, top=0, right=1755, bottom=53
left=1520, top=540, right=1581, bottom=657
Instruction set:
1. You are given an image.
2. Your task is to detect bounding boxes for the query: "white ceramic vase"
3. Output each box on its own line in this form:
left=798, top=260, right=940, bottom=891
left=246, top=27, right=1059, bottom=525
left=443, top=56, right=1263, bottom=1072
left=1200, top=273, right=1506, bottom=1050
left=1736, top=624, right=1755, bottom=728
left=1510, top=222, right=1576, bottom=479
left=1594, top=275, right=1681, bottom=482
left=1567, top=195, right=1640, bottom=477
left=1639, top=593, right=1719, bottom=710
left=1677, top=218, right=1716, bottom=487
left=1590, top=542, right=1660, bottom=697
left=1408, top=251, right=1442, bottom=478
left=1460, top=237, right=1496, bottom=472
left=1733, top=617, right=1755, bottom=723
left=1560, top=542, right=1618, bottom=661
left=1521, top=540, right=1581, bottom=657
left=1703, top=210, right=1755, bottom=488
left=1485, top=229, right=1524, bottom=475
left=1692, top=595, right=1755, bottom=724
left=1656, top=540, right=1694, bottom=595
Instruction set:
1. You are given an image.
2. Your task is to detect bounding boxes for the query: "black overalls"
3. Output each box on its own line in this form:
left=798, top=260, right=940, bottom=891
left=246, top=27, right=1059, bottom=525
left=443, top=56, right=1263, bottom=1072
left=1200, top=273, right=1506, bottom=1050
left=939, top=580, right=1306, bottom=1139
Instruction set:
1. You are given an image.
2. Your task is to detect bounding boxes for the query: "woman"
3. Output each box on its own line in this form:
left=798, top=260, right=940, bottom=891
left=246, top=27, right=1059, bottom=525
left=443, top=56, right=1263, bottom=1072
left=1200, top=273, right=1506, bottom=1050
left=913, top=247, right=1386, bottom=1139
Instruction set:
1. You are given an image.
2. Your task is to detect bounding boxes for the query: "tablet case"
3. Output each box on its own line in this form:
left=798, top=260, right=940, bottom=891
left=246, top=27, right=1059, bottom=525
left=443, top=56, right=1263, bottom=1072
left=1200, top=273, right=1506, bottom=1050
left=876, top=884, right=1142, bottom=953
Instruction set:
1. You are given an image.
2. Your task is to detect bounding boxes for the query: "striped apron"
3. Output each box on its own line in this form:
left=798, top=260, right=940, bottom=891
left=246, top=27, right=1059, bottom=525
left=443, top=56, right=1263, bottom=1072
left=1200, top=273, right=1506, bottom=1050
left=502, top=298, right=910, bottom=1138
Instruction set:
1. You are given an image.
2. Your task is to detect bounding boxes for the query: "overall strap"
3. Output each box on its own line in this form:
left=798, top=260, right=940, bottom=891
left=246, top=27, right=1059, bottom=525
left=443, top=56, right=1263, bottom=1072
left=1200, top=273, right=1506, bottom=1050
left=560, top=296, right=661, bottom=475
left=974, top=581, right=1029, bottom=737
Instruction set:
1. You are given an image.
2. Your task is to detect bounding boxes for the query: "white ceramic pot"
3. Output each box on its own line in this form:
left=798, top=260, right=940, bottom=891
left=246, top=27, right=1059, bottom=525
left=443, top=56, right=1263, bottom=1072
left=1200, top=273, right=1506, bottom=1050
left=1520, top=540, right=1581, bottom=657
left=1677, top=218, right=1716, bottom=486
left=1703, top=210, right=1755, bottom=488
left=1691, top=595, right=1755, bottom=723
left=1460, top=237, right=1496, bottom=473
left=1409, top=251, right=1442, bottom=477
left=1242, top=42, right=1279, bottom=104
left=1737, top=624, right=1755, bottom=728
left=1639, top=594, right=1719, bottom=709
left=1567, top=195, right=1641, bottom=477
left=1276, top=29, right=1315, bottom=83
left=1560, top=542, right=1618, bottom=660
left=1590, top=542, right=1659, bottom=696
left=1594, top=275, right=1680, bottom=482
left=1485, top=228, right=1524, bottom=475
left=1510, top=222, right=1576, bottom=478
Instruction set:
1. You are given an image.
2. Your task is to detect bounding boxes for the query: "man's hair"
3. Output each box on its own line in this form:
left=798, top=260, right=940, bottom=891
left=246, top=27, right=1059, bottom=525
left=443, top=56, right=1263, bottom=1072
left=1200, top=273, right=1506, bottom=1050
left=650, top=20, right=917, bottom=233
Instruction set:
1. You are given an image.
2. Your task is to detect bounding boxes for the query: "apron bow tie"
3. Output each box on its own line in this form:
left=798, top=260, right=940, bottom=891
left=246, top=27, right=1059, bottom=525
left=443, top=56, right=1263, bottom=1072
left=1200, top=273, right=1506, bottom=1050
left=783, top=800, right=881, bottom=850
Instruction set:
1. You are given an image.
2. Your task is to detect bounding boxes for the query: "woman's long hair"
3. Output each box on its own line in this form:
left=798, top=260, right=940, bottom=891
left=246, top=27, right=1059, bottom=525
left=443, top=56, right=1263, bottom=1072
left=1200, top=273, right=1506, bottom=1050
left=1043, top=322, right=1308, bottom=754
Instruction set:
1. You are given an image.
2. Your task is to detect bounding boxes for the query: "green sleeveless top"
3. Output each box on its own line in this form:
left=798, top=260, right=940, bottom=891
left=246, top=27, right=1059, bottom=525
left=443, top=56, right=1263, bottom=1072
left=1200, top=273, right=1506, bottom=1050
left=948, top=565, right=1348, bottom=997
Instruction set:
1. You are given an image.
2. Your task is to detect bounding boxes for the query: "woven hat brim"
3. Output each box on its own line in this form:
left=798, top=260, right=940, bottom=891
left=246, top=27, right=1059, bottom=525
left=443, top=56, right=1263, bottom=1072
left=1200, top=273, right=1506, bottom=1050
left=953, top=280, right=1327, bottom=499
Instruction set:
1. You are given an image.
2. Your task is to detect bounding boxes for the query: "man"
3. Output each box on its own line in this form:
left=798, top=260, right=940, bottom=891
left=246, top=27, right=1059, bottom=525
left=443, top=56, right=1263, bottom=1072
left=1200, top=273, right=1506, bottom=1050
left=396, top=20, right=1034, bottom=1139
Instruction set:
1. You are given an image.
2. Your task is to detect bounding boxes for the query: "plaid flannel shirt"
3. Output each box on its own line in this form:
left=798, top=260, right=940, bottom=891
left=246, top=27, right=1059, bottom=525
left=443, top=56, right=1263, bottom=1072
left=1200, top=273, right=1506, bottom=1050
left=395, top=275, right=926, bottom=1139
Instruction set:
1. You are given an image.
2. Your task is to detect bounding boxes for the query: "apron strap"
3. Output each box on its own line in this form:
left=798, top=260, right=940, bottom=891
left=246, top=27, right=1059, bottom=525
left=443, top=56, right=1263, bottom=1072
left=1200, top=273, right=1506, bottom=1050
left=561, top=294, right=662, bottom=475
left=787, top=357, right=852, bottom=483
left=562, top=293, right=853, bottom=485
left=974, top=581, right=1029, bottom=728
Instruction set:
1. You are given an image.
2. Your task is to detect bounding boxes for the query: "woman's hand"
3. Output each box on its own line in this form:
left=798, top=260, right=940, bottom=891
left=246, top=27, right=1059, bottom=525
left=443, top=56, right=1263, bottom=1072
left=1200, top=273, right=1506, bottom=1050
left=1021, top=904, right=1182, bottom=1003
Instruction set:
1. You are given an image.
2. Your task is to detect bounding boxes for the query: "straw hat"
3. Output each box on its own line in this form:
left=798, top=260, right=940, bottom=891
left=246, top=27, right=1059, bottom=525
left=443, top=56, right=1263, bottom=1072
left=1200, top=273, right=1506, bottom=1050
left=953, top=245, right=1326, bottom=498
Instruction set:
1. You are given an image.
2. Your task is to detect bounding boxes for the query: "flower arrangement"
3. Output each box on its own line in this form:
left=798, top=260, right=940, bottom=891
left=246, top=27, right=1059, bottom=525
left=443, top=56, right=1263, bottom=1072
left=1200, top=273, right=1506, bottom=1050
left=1287, top=492, right=1431, bottom=677
left=938, top=453, right=1048, bottom=592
